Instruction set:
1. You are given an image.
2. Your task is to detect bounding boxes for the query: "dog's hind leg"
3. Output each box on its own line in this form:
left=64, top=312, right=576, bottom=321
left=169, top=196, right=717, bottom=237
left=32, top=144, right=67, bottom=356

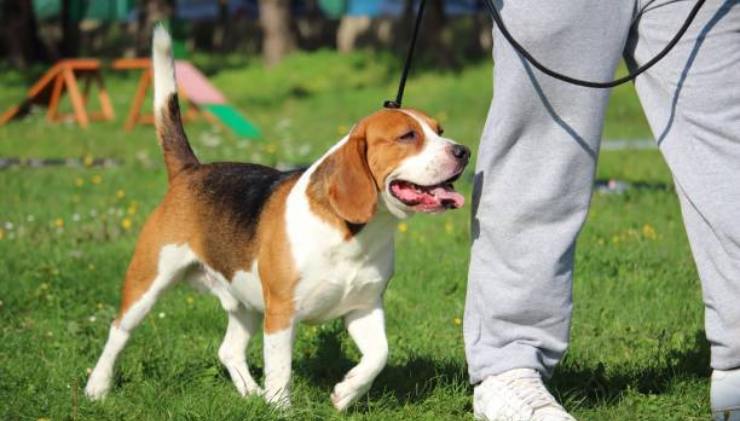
left=331, top=302, right=389, bottom=411
left=218, top=301, right=263, bottom=396
left=85, top=242, right=196, bottom=400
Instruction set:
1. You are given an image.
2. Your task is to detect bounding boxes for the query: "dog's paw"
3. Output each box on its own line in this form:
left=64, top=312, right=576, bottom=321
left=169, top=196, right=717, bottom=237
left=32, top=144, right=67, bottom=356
left=263, top=388, right=291, bottom=410
left=84, top=375, right=111, bottom=401
left=331, top=377, right=371, bottom=411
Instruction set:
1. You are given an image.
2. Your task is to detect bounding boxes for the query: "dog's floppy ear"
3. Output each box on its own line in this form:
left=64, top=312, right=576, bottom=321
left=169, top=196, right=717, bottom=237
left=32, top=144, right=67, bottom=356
left=326, top=123, right=378, bottom=224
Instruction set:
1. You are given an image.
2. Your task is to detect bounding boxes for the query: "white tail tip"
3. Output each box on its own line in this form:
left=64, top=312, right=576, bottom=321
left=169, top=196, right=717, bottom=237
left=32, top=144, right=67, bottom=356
left=152, top=24, right=176, bottom=111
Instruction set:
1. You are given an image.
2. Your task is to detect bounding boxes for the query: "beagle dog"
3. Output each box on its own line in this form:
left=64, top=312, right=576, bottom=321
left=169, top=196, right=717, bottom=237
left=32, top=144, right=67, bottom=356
left=85, top=26, right=470, bottom=411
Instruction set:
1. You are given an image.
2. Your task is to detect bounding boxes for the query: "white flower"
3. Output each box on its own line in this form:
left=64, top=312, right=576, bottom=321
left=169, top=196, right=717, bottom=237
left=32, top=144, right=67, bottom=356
left=72, top=213, right=81, bottom=222
left=4, top=222, right=13, bottom=230
left=88, top=316, right=97, bottom=322
left=158, top=312, right=166, bottom=319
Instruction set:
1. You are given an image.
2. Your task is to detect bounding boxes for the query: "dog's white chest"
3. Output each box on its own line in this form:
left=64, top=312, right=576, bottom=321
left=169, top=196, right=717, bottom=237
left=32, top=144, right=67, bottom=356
left=293, top=236, right=394, bottom=323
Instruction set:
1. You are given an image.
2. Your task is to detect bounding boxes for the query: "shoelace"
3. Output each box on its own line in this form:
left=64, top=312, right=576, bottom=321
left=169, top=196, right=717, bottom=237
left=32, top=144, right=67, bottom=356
left=499, top=372, right=565, bottom=414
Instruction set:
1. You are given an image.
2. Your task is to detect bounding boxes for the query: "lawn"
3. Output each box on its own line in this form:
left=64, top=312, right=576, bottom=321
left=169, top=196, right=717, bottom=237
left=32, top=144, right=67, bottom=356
left=0, top=51, right=709, bottom=420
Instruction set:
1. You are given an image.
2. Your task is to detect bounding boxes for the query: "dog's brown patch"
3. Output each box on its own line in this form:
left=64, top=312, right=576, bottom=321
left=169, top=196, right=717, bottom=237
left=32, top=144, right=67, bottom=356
left=257, top=175, right=301, bottom=333
left=306, top=109, right=429, bottom=238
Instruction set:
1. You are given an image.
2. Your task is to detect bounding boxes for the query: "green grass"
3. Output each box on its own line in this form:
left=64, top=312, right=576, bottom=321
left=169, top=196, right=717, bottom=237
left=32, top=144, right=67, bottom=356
left=0, top=51, right=708, bottom=420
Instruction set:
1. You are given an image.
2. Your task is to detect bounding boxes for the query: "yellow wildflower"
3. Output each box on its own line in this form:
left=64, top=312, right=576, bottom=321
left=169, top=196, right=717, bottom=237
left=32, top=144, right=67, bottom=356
left=75, top=177, right=84, bottom=187
left=54, top=218, right=64, bottom=228
left=445, top=220, right=454, bottom=234
left=0, top=229, right=4, bottom=240
left=91, top=175, right=102, bottom=185
left=127, top=201, right=139, bottom=215
left=398, top=223, right=408, bottom=233
left=453, top=317, right=462, bottom=326
left=264, top=143, right=277, bottom=154
left=337, top=124, right=349, bottom=135
left=186, top=296, right=195, bottom=305
left=121, top=218, right=132, bottom=230
left=642, top=224, right=657, bottom=240
left=83, top=153, right=94, bottom=167
left=116, top=189, right=126, bottom=200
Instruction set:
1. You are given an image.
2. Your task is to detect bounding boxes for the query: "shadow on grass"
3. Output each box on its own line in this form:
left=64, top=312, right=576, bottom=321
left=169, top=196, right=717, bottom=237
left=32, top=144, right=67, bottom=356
left=550, top=330, right=710, bottom=408
left=295, top=323, right=470, bottom=410
left=224, top=324, right=708, bottom=412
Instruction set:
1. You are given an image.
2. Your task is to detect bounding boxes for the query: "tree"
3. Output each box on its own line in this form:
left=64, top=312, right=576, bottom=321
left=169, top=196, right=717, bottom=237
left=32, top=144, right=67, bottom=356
left=258, top=0, right=295, bottom=67
left=1, top=0, right=47, bottom=68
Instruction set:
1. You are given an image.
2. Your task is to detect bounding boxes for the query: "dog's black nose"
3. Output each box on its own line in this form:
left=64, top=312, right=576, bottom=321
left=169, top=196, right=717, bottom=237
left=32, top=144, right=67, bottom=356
left=451, top=144, right=471, bottom=163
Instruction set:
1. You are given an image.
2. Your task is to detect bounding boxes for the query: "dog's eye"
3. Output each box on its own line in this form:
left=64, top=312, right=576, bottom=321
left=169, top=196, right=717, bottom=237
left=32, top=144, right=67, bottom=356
left=398, top=131, right=417, bottom=142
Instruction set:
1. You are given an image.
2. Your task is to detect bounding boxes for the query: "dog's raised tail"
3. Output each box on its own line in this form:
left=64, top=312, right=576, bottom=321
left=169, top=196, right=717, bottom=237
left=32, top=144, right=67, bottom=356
left=152, top=25, right=199, bottom=180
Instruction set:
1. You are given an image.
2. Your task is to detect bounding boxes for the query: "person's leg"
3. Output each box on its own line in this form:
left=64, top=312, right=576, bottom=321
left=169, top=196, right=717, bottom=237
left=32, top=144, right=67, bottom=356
left=465, top=0, right=636, bottom=385
left=626, top=0, right=740, bottom=416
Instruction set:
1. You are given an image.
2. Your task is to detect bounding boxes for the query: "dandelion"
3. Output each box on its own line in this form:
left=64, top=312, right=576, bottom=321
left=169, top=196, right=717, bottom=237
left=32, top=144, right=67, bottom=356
left=453, top=317, right=462, bottom=326
left=642, top=224, right=657, bottom=240
left=116, top=189, right=126, bottom=200
left=83, top=153, right=94, bottom=167
left=91, top=174, right=102, bottom=185
left=54, top=218, right=64, bottom=228
left=127, top=202, right=139, bottom=215
left=398, top=223, right=408, bottom=233
left=445, top=220, right=454, bottom=234
left=121, top=218, right=132, bottom=230
left=264, top=143, right=278, bottom=154
left=75, top=177, right=84, bottom=187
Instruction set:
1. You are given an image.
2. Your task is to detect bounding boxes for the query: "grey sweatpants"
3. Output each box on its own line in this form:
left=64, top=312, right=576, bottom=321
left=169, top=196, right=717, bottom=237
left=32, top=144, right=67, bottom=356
left=465, top=0, right=740, bottom=384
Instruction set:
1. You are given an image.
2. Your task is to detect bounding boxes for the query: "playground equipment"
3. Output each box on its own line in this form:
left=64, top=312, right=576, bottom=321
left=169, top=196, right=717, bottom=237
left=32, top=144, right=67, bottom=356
left=112, top=58, right=261, bottom=139
left=0, top=59, right=114, bottom=128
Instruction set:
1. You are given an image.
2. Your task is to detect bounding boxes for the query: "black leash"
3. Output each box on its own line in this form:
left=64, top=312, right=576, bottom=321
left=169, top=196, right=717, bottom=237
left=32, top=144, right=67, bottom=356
left=384, top=0, right=428, bottom=109
left=385, top=0, right=706, bottom=108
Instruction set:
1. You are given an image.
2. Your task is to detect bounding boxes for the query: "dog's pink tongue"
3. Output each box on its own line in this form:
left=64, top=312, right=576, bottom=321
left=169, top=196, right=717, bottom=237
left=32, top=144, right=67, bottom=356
left=429, top=186, right=465, bottom=209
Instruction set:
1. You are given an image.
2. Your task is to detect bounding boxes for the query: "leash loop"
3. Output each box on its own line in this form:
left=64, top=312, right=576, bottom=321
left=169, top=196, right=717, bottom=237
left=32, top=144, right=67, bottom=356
left=483, top=0, right=706, bottom=89
left=385, top=0, right=707, bottom=107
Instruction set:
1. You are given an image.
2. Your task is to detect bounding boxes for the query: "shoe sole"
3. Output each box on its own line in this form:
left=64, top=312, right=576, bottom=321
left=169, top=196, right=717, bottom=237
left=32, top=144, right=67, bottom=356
left=713, top=409, right=740, bottom=421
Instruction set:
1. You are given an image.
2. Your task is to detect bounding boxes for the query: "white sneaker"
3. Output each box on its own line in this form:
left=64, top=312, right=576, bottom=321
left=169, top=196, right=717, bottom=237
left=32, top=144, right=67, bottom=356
left=711, top=368, right=740, bottom=421
left=473, top=368, right=576, bottom=421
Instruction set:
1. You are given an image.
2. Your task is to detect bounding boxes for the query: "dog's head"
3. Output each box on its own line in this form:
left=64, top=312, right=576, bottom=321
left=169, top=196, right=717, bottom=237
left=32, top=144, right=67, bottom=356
left=312, top=108, right=470, bottom=223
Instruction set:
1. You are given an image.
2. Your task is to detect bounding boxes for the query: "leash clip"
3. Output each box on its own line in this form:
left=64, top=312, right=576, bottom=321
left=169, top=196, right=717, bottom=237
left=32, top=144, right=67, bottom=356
left=383, top=100, right=401, bottom=109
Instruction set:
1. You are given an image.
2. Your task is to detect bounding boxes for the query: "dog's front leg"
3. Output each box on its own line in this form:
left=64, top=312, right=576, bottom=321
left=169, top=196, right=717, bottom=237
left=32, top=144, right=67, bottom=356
left=331, top=301, right=389, bottom=411
left=263, top=314, right=295, bottom=409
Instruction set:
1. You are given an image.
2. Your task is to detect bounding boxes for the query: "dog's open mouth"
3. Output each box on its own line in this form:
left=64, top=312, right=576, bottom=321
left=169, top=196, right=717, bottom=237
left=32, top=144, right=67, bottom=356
left=389, top=173, right=464, bottom=212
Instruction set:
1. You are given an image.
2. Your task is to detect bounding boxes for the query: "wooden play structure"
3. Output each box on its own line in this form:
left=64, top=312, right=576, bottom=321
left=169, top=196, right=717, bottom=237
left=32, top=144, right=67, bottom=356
left=1, top=58, right=260, bottom=140
left=111, top=58, right=260, bottom=139
left=0, top=59, right=114, bottom=128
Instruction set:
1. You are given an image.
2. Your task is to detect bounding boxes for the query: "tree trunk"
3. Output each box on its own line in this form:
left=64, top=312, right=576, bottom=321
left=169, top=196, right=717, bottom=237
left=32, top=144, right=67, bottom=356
left=1, top=0, right=46, bottom=68
left=60, top=0, right=81, bottom=57
left=258, top=0, right=295, bottom=67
